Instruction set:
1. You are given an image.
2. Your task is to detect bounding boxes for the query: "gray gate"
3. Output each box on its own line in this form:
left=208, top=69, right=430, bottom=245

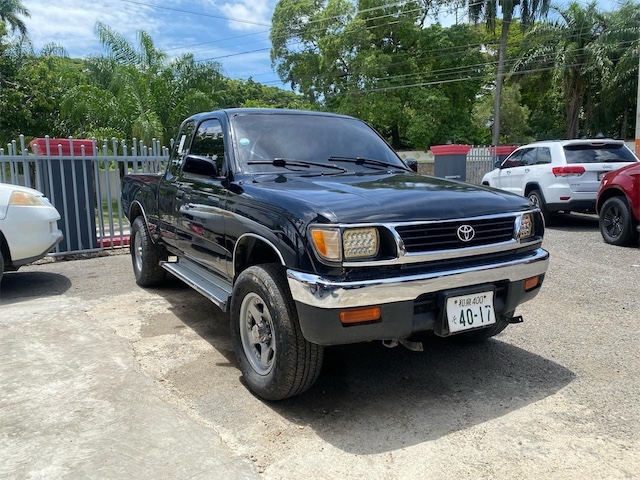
left=1, top=135, right=169, bottom=256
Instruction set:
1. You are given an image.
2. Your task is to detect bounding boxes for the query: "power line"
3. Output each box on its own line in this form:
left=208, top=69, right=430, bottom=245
left=115, top=0, right=271, bottom=27
left=155, top=0, right=416, bottom=54
left=191, top=6, right=425, bottom=62
left=249, top=36, right=635, bottom=93
left=252, top=28, right=625, bottom=87
left=330, top=58, right=627, bottom=96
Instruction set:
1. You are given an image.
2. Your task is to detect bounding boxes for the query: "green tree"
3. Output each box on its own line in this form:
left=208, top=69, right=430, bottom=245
left=0, top=0, right=29, bottom=36
left=61, top=23, right=227, bottom=144
left=595, top=0, right=640, bottom=138
left=221, top=77, right=315, bottom=110
left=271, top=0, right=486, bottom=148
left=512, top=2, right=609, bottom=138
left=473, top=83, right=533, bottom=144
left=0, top=30, right=84, bottom=144
left=470, top=0, right=550, bottom=145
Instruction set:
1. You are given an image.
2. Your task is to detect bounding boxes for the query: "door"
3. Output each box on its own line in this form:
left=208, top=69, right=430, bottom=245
left=496, top=150, right=526, bottom=194
left=509, top=148, right=536, bottom=196
left=157, top=119, right=197, bottom=249
left=174, top=118, right=230, bottom=278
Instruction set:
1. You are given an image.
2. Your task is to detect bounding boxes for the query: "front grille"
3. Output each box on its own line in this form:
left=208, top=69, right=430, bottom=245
left=396, top=217, right=515, bottom=253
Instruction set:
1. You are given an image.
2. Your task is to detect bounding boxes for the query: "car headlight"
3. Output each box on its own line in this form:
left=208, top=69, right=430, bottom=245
left=343, top=228, right=379, bottom=259
left=310, top=227, right=380, bottom=262
left=9, top=191, right=45, bottom=206
left=516, top=213, right=534, bottom=240
left=310, top=227, right=342, bottom=262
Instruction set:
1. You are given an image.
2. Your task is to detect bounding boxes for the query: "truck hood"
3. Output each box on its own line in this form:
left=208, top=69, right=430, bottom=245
left=237, top=172, right=533, bottom=224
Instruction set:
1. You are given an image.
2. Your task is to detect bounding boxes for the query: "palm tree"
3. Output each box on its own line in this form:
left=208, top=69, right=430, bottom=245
left=470, top=0, right=550, bottom=145
left=0, top=0, right=30, bottom=36
left=62, top=23, right=226, bottom=144
left=599, top=0, right=640, bottom=138
left=512, top=2, right=608, bottom=138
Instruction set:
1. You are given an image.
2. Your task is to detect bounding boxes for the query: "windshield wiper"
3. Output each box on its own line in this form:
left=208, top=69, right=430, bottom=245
left=247, top=158, right=347, bottom=172
left=328, top=156, right=407, bottom=171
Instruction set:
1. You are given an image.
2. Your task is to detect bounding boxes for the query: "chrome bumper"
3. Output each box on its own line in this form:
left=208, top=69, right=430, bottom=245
left=287, top=248, right=549, bottom=309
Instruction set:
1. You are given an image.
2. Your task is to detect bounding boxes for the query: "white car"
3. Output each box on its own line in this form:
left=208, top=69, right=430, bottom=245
left=482, top=139, right=638, bottom=221
left=0, top=183, right=63, bottom=281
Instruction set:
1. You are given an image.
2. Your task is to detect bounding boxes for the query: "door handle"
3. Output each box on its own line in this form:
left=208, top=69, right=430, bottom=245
left=506, top=171, right=511, bottom=175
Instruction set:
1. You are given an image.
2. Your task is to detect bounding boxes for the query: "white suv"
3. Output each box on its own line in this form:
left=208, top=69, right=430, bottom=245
left=481, top=139, right=638, bottom=221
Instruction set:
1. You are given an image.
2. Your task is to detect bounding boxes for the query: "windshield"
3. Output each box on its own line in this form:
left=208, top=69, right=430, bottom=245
left=231, top=113, right=407, bottom=173
left=563, top=144, right=638, bottom=164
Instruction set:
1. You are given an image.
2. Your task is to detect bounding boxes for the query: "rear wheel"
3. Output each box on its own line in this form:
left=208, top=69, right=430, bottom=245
left=0, top=248, right=4, bottom=284
left=599, top=196, right=638, bottom=246
left=230, top=264, right=323, bottom=401
left=130, top=217, right=167, bottom=287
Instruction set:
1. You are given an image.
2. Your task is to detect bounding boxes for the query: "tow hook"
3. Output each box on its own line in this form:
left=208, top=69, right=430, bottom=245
left=506, top=315, right=524, bottom=324
left=382, top=338, right=424, bottom=352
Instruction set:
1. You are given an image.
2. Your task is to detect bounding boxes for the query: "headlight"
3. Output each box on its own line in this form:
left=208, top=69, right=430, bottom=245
left=310, top=227, right=342, bottom=261
left=343, top=228, right=379, bottom=259
left=310, top=226, right=380, bottom=262
left=516, top=213, right=534, bottom=240
left=9, top=191, right=45, bottom=206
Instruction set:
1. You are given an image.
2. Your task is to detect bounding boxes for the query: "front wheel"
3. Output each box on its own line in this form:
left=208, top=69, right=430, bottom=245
left=230, top=264, right=323, bottom=401
left=599, top=196, right=638, bottom=246
left=130, top=217, right=167, bottom=287
left=528, top=189, right=553, bottom=225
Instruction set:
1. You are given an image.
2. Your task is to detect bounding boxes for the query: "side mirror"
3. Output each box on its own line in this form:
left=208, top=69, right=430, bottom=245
left=494, top=159, right=503, bottom=169
left=183, top=154, right=219, bottom=178
left=405, top=158, right=418, bottom=172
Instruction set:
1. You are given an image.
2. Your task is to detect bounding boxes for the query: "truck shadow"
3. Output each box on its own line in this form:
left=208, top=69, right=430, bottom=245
left=0, top=272, right=72, bottom=305
left=547, top=213, right=599, bottom=232
left=152, top=283, right=574, bottom=454
left=274, top=339, right=575, bottom=454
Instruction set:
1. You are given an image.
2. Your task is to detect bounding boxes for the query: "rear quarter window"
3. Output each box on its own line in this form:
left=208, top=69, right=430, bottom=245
left=563, top=144, right=638, bottom=164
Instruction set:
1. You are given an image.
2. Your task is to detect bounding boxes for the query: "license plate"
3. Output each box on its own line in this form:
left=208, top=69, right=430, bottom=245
left=446, top=291, right=496, bottom=333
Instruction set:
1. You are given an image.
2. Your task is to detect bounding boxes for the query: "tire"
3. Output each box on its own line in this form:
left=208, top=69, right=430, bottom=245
left=527, top=189, right=553, bottom=225
left=599, top=196, right=638, bottom=246
left=448, top=311, right=513, bottom=343
left=130, top=216, right=167, bottom=287
left=230, top=264, right=324, bottom=401
left=0, top=248, right=4, bottom=285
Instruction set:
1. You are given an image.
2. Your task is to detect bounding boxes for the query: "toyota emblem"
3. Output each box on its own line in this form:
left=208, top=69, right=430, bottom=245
left=457, top=224, right=475, bottom=242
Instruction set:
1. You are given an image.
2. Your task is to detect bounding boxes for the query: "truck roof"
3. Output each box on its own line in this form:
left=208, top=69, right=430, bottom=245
left=184, top=108, right=354, bottom=123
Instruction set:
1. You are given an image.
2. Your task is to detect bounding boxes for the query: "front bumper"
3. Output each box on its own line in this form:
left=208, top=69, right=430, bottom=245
left=287, top=248, right=549, bottom=345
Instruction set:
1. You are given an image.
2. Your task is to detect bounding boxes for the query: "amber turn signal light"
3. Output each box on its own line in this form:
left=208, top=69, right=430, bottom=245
left=524, top=275, right=540, bottom=291
left=339, top=306, right=381, bottom=325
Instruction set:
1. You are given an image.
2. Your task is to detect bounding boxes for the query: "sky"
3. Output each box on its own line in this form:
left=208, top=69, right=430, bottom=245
left=20, top=0, right=619, bottom=91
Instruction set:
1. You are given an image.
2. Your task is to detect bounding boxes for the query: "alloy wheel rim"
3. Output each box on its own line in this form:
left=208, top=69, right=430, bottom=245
left=239, top=292, right=276, bottom=375
left=603, top=205, right=622, bottom=238
left=529, top=194, right=540, bottom=207
left=134, top=231, right=143, bottom=272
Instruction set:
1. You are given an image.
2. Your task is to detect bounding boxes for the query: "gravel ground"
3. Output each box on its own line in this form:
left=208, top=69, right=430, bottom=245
left=1, top=213, right=639, bottom=479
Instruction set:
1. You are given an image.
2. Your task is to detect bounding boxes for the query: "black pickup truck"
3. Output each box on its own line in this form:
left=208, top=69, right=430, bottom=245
left=122, top=108, right=549, bottom=400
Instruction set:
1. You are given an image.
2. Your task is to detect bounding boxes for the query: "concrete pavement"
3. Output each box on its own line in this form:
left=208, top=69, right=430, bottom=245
left=0, top=284, right=258, bottom=479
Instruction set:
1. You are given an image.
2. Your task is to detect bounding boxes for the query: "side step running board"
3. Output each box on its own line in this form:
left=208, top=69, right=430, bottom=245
left=160, top=259, right=232, bottom=312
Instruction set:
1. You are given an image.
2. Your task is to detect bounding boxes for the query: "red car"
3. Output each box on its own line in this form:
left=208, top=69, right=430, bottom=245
left=596, top=162, right=640, bottom=246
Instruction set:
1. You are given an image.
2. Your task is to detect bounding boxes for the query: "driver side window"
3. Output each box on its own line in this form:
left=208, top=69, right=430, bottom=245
left=189, top=119, right=226, bottom=177
left=168, top=120, right=196, bottom=178
left=502, top=151, right=525, bottom=168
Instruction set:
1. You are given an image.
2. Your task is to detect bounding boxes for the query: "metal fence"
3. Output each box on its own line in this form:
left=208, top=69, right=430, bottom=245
left=466, top=146, right=497, bottom=184
left=1, top=135, right=169, bottom=256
